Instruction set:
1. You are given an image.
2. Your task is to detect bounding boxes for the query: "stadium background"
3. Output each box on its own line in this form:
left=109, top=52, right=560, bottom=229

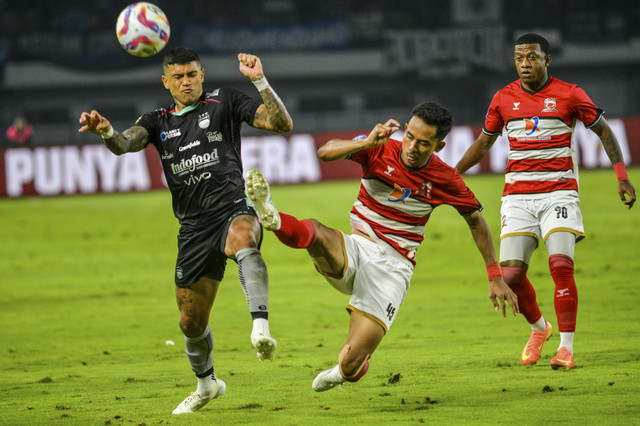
left=1, top=0, right=639, bottom=196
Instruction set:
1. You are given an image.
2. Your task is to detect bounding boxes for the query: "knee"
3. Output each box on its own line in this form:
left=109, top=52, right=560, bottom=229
left=549, top=254, right=574, bottom=279
left=338, top=346, right=370, bottom=379
left=179, top=316, right=207, bottom=338
left=501, top=266, right=526, bottom=285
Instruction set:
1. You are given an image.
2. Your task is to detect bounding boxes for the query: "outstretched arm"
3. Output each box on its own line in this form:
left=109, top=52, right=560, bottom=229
left=317, top=119, right=400, bottom=162
left=455, top=132, right=499, bottom=174
left=78, top=110, right=148, bottom=155
left=590, top=117, right=636, bottom=209
left=237, top=53, right=293, bottom=133
left=464, top=210, right=519, bottom=317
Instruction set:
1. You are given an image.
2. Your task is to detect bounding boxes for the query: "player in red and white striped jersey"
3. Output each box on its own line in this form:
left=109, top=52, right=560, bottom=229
left=456, top=33, right=636, bottom=370
left=246, top=101, right=518, bottom=392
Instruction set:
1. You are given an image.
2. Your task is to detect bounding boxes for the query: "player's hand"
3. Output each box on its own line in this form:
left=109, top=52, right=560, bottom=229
left=489, top=278, right=519, bottom=317
left=238, top=53, right=264, bottom=81
left=367, top=119, right=400, bottom=147
left=78, top=110, right=112, bottom=137
left=618, top=180, right=636, bottom=209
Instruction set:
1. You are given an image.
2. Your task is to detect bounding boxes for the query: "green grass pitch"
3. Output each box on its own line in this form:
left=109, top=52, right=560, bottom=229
left=1, top=169, right=639, bottom=425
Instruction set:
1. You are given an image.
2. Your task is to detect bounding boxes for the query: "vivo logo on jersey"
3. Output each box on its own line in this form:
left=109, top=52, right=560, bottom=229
left=160, top=129, right=181, bottom=141
left=524, top=117, right=540, bottom=135
left=178, top=140, right=201, bottom=152
left=387, top=183, right=411, bottom=204
left=170, top=149, right=219, bottom=175
left=183, top=171, right=212, bottom=186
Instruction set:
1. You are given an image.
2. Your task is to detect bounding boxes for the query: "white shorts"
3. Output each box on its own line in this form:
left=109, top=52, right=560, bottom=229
left=323, top=233, right=413, bottom=332
left=500, top=196, right=585, bottom=242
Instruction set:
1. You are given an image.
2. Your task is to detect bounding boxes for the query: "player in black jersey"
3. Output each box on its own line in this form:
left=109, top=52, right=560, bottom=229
left=79, top=47, right=292, bottom=414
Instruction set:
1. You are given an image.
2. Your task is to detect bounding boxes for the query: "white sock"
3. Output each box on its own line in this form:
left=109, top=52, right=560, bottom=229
left=252, top=317, right=271, bottom=337
left=531, top=316, right=547, bottom=331
left=196, top=374, right=213, bottom=394
left=559, top=332, right=574, bottom=354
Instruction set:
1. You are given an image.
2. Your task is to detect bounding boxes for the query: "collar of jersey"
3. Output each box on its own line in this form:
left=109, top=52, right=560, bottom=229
left=171, top=103, right=198, bottom=116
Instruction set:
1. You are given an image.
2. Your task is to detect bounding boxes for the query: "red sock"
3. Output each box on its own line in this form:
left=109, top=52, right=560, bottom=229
left=549, top=254, right=578, bottom=332
left=501, top=266, right=542, bottom=324
left=274, top=213, right=317, bottom=249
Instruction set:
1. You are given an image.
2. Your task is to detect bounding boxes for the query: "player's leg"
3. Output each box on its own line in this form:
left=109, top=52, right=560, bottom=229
left=540, top=198, right=584, bottom=369
left=245, top=167, right=346, bottom=276
left=224, top=214, right=277, bottom=362
left=545, top=231, right=578, bottom=369
left=501, top=235, right=553, bottom=365
left=312, top=312, right=384, bottom=392
left=173, top=277, right=226, bottom=415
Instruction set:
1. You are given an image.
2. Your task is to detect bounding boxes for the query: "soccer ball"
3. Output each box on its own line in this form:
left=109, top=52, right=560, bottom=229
left=116, top=2, right=170, bottom=57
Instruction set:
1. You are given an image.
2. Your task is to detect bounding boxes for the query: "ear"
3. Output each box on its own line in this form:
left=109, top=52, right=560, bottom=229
left=434, top=141, right=446, bottom=152
left=161, top=74, right=169, bottom=89
left=545, top=54, right=551, bottom=67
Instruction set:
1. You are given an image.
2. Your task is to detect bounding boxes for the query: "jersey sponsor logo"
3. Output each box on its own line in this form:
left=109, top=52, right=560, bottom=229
left=169, top=149, right=220, bottom=175
left=160, top=129, right=181, bottom=141
left=542, top=98, right=557, bottom=112
left=178, top=140, right=201, bottom=152
left=513, top=102, right=520, bottom=110
left=387, top=183, right=411, bottom=204
left=198, top=112, right=210, bottom=129
left=206, top=131, right=223, bottom=143
left=384, top=165, right=395, bottom=176
left=161, top=151, right=174, bottom=160
left=183, top=171, right=212, bottom=186
left=524, top=117, right=540, bottom=135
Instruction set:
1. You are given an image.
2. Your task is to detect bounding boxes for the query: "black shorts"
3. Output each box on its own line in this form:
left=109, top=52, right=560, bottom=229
left=174, top=206, right=260, bottom=287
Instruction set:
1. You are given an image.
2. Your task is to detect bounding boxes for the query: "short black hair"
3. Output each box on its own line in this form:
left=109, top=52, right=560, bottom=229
left=410, top=101, right=453, bottom=140
left=163, top=47, right=201, bottom=69
left=515, top=33, right=550, bottom=55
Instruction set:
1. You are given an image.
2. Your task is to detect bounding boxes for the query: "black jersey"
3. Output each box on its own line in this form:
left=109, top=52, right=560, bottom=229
left=136, top=87, right=261, bottom=227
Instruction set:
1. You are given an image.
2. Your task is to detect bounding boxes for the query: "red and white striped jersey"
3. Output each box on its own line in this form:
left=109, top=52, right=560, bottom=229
left=483, top=76, right=603, bottom=200
left=349, top=137, right=481, bottom=265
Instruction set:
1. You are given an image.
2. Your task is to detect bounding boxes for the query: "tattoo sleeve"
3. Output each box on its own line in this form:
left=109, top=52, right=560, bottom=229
left=104, top=125, right=149, bottom=155
left=254, top=87, right=293, bottom=133
left=595, top=121, right=624, bottom=164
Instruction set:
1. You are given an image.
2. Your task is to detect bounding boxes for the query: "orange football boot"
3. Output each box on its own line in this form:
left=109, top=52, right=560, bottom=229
left=551, top=346, right=574, bottom=369
left=521, top=321, right=553, bottom=366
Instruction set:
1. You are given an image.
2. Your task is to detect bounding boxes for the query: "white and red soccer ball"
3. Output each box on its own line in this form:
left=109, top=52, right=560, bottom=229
left=116, top=2, right=170, bottom=57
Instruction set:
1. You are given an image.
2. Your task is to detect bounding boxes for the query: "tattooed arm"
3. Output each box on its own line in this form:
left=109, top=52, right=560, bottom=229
left=78, top=110, right=148, bottom=155
left=591, top=116, right=636, bottom=208
left=237, top=53, right=293, bottom=133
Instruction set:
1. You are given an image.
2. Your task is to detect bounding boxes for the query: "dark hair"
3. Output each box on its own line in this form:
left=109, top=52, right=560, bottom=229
left=163, top=47, right=201, bottom=69
left=515, top=33, right=550, bottom=55
left=410, top=101, right=453, bottom=140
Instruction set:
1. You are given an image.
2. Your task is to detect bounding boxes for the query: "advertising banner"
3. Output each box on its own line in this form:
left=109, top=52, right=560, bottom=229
left=1, top=118, right=638, bottom=198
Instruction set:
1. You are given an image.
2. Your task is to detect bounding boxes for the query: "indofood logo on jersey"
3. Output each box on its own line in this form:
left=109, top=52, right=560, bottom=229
left=169, top=149, right=220, bottom=175
left=160, top=129, right=181, bottom=142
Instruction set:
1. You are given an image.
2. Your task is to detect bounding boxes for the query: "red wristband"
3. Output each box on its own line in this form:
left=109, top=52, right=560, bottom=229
left=486, top=262, right=501, bottom=281
left=613, top=162, right=629, bottom=181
